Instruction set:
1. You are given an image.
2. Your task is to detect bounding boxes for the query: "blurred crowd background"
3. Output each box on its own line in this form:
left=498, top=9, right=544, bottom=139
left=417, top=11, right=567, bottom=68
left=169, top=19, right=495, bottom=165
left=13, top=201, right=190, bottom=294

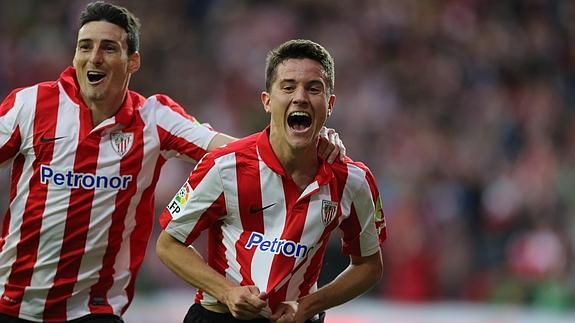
left=1, top=0, right=574, bottom=314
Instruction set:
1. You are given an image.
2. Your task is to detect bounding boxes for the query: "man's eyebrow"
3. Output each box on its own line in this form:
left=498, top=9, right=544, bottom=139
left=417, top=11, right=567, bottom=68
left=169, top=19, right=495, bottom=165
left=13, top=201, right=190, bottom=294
left=77, top=38, right=120, bottom=45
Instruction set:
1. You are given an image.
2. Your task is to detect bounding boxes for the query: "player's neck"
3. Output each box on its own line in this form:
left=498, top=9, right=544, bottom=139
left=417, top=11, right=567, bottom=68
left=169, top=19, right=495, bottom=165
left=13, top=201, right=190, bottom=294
left=83, top=93, right=126, bottom=127
left=278, top=147, right=319, bottom=191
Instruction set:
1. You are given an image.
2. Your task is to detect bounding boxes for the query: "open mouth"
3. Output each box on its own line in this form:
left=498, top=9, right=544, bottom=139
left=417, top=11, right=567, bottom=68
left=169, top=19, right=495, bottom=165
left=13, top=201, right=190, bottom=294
left=287, top=111, right=312, bottom=131
left=87, top=71, right=106, bottom=84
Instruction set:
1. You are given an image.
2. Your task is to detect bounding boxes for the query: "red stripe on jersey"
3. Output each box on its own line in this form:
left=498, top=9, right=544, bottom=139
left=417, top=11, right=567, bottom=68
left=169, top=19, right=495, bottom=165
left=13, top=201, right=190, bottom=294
left=299, top=242, right=328, bottom=296
left=88, top=112, right=145, bottom=314
left=121, top=155, right=167, bottom=314
left=235, top=147, right=263, bottom=286
left=0, top=154, right=25, bottom=253
left=44, top=122, right=101, bottom=321
left=185, top=193, right=226, bottom=246
left=0, top=126, right=20, bottom=165
left=1, top=84, right=60, bottom=316
left=0, top=88, right=18, bottom=117
left=266, top=179, right=307, bottom=311
left=340, top=204, right=362, bottom=256
left=207, top=196, right=227, bottom=275
left=157, top=127, right=207, bottom=161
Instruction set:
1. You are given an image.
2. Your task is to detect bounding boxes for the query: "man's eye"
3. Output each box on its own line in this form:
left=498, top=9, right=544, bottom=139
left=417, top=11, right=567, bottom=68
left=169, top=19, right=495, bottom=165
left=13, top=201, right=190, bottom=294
left=283, top=86, right=294, bottom=91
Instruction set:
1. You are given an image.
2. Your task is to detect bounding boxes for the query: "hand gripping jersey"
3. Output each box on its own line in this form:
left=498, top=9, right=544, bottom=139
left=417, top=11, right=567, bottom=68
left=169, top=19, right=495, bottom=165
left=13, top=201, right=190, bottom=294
left=0, top=67, right=217, bottom=322
left=160, top=128, right=386, bottom=313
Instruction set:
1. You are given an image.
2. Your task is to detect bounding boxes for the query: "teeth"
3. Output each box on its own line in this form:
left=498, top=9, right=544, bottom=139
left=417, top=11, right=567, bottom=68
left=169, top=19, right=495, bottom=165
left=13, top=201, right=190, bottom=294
left=289, top=111, right=310, bottom=117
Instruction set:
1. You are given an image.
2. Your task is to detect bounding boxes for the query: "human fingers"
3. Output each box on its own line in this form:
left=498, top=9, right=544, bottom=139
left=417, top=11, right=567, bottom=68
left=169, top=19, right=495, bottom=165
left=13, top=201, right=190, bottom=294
left=226, top=286, right=265, bottom=319
left=326, top=132, right=344, bottom=164
left=317, top=127, right=329, bottom=160
left=270, top=304, right=293, bottom=323
left=318, top=127, right=341, bottom=163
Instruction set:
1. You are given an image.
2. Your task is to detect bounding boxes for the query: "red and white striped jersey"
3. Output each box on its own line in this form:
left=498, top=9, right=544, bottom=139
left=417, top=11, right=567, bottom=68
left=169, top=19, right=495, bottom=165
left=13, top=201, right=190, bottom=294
left=0, top=67, right=217, bottom=322
left=160, top=128, right=386, bottom=313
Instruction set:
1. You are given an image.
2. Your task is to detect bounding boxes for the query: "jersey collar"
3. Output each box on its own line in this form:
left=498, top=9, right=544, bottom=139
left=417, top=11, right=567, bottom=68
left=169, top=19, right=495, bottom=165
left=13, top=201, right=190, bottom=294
left=256, top=126, right=334, bottom=186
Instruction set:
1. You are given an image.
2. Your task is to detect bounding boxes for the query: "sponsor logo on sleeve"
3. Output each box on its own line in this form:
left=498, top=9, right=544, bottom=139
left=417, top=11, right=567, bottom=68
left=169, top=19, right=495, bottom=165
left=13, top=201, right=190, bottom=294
left=321, top=200, right=338, bottom=226
left=167, top=182, right=192, bottom=215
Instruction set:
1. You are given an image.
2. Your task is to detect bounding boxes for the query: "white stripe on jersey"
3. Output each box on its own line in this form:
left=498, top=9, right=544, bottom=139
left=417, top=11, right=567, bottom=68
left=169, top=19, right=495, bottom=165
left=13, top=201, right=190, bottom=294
left=0, top=86, right=38, bottom=302
left=214, top=154, right=244, bottom=286
left=251, top=158, right=286, bottom=291
left=348, top=165, right=380, bottom=257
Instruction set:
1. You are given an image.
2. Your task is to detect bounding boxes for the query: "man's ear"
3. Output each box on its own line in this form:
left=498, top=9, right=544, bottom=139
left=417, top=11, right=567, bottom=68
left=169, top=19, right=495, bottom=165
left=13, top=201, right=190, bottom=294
left=128, top=52, right=141, bottom=74
left=261, top=91, right=271, bottom=113
left=327, top=94, right=336, bottom=117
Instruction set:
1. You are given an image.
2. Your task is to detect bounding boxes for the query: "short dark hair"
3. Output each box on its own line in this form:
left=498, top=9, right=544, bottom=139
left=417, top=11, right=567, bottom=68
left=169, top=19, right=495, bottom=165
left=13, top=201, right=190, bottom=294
left=265, top=39, right=335, bottom=95
left=79, top=1, right=141, bottom=55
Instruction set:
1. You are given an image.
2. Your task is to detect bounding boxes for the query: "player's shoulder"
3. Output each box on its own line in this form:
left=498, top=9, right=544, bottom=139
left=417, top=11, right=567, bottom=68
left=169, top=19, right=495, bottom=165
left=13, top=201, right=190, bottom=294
left=330, top=156, right=376, bottom=183
left=203, top=133, right=259, bottom=162
left=127, top=90, right=146, bottom=108
left=140, top=94, right=195, bottom=117
left=2, top=80, right=58, bottom=113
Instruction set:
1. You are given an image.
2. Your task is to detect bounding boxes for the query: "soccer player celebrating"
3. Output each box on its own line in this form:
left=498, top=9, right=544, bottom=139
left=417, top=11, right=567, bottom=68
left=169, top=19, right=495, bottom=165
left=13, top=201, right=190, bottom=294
left=0, top=2, right=345, bottom=322
left=157, top=39, right=386, bottom=323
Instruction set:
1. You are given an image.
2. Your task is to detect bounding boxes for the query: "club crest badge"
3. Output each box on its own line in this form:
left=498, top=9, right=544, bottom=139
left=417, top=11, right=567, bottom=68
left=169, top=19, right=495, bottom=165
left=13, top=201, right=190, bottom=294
left=321, top=200, right=338, bottom=226
left=110, top=132, right=134, bottom=157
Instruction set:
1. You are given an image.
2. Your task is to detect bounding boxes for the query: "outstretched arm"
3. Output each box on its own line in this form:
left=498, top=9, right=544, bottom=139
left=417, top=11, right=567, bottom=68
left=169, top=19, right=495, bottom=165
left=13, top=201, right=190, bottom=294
left=207, top=132, right=237, bottom=151
left=270, top=251, right=383, bottom=323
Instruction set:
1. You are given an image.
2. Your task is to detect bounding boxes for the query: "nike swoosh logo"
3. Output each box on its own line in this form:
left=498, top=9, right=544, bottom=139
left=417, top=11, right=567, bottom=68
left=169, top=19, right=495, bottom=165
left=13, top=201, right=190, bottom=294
left=249, top=203, right=276, bottom=214
left=40, top=135, right=66, bottom=143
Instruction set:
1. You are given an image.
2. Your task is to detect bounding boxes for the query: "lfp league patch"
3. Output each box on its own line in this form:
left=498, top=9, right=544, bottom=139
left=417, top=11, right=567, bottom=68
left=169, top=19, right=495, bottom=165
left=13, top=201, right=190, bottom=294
left=167, top=182, right=193, bottom=215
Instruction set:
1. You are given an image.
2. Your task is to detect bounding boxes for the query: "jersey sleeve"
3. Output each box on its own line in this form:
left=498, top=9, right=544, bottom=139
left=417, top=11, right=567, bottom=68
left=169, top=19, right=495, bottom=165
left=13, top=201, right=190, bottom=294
left=0, top=88, right=24, bottom=166
left=339, top=165, right=386, bottom=257
left=159, top=153, right=226, bottom=245
left=149, top=94, right=218, bottom=162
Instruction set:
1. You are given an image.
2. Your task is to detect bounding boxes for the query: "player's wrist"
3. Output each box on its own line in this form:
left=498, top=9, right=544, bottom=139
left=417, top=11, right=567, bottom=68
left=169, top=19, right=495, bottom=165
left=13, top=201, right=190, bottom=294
left=296, top=297, right=317, bottom=321
left=217, top=284, right=236, bottom=306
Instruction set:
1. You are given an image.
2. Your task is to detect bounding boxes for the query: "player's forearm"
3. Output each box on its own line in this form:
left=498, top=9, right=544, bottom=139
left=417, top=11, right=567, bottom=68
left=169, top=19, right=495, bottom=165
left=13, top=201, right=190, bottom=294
left=156, top=231, right=235, bottom=302
left=207, top=133, right=237, bottom=151
left=298, top=252, right=383, bottom=319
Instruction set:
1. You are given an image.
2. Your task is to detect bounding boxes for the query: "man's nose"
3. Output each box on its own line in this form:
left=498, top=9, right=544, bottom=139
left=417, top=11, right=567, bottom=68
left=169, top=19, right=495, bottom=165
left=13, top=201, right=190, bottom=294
left=292, top=86, right=309, bottom=105
left=89, top=49, right=104, bottom=65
